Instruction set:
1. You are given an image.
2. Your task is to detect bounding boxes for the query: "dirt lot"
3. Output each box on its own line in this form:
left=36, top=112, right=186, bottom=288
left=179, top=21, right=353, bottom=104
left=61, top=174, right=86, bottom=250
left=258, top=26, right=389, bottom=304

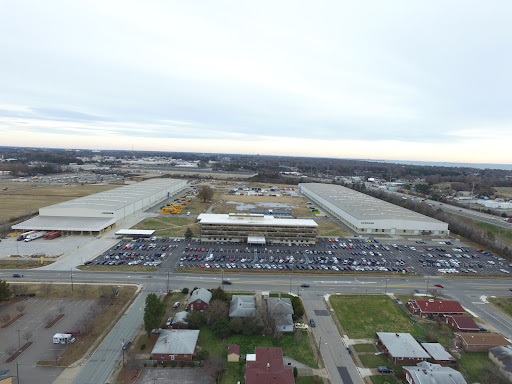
left=0, top=182, right=118, bottom=223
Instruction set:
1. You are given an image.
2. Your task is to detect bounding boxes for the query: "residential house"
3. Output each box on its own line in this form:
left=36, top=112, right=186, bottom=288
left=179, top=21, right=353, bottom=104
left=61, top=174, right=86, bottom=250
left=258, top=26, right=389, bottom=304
left=266, top=297, right=294, bottom=333
left=169, top=311, right=188, bottom=329
left=245, top=347, right=295, bottom=384
left=445, top=315, right=480, bottom=332
left=403, top=361, right=467, bottom=384
left=489, top=345, right=512, bottom=381
left=408, top=299, right=465, bottom=318
left=377, top=332, right=430, bottom=365
left=151, top=329, right=200, bottom=361
left=454, top=332, right=510, bottom=352
left=229, top=295, right=256, bottom=318
left=186, top=288, right=212, bottom=312
left=421, top=343, right=455, bottom=365
left=228, top=344, right=240, bottom=363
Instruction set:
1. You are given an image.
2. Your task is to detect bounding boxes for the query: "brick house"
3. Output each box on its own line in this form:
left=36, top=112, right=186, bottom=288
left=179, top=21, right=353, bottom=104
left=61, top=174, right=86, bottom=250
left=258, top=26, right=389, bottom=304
left=445, top=315, right=480, bottom=332
left=403, top=362, right=467, bottom=384
left=453, top=332, right=510, bottom=352
left=377, top=332, right=430, bottom=365
left=186, top=288, right=212, bottom=312
left=245, top=347, right=295, bottom=384
left=408, top=299, right=465, bottom=318
left=151, top=329, right=199, bottom=361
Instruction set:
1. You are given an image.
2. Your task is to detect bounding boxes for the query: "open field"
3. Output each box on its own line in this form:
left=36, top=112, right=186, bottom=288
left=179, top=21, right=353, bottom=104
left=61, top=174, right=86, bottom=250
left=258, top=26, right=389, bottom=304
left=456, top=216, right=512, bottom=247
left=0, top=183, right=118, bottom=222
left=329, top=295, right=425, bottom=339
left=489, top=297, right=512, bottom=317
left=0, top=259, right=55, bottom=268
left=496, top=187, right=512, bottom=199
left=183, top=186, right=230, bottom=214
left=132, top=217, right=200, bottom=236
left=458, top=352, right=495, bottom=383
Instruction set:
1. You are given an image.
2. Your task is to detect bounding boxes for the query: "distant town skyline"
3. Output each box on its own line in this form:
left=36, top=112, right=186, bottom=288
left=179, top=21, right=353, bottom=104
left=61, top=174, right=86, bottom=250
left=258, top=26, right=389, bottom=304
left=1, top=1, right=511, bottom=165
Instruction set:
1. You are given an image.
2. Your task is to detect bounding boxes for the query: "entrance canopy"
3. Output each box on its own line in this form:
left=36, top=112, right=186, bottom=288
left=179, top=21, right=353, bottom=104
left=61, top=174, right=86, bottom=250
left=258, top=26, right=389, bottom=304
left=247, top=236, right=266, bottom=245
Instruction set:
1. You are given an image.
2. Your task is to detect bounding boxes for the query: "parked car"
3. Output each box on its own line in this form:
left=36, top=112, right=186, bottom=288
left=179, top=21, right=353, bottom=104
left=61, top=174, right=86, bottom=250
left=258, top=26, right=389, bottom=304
left=301, top=283, right=310, bottom=288
left=12, top=273, right=23, bottom=278
left=378, top=366, right=393, bottom=373
left=310, top=319, right=316, bottom=328
left=122, top=341, right=132, bottom=350
left=173, top=301, right=181, bottom=308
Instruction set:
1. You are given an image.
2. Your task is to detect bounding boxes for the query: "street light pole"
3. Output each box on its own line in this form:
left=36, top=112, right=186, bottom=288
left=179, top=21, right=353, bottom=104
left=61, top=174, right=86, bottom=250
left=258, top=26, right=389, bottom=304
left=426, top=277, right=429, bottom=295
left=385, top=278, right=388, bottom=295
left=167, top=269, right=170, bottom=293
left=16, top=362, right=20, bottom=384
left=122, top=339, right=125, bottom=365
left=289, top=276, right=291, bottom=294
left=17, top=329, right=21, bottom=348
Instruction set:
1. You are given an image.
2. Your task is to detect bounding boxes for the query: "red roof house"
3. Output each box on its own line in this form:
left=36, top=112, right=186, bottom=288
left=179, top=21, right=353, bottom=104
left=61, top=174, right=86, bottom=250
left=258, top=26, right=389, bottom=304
left=445, top=315, right=480, bottom=332
left=245, top=347, right=295, bottom=384
left=408, top=299, right=465, bottom=318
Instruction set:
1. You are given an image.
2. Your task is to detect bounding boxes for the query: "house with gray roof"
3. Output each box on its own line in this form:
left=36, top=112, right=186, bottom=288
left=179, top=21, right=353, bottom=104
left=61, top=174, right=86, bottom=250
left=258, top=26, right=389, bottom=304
left=229, top=295, right=256, bottom=318
left=169, top=311, right=189, bottom=329
left=421, top=343, right=455, bottom=365
left=267, top=297, right=294, bottom=332
left=187, top=288, right=212, bottom=312
left=377, top=332, right=430, bottom=364
left=151, top=329, right=200, bottom=361
left=403, top=361, right=467, bottom=384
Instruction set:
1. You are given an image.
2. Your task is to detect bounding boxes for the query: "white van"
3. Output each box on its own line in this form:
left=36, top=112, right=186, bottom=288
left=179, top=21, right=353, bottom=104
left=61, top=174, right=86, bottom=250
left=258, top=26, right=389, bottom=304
left=53, top=333, right=75, bottom=345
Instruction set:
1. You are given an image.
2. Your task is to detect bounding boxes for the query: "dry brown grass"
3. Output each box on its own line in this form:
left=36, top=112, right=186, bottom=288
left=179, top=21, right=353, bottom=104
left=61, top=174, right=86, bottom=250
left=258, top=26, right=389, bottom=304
left=314, top=220, right=351, bottom=237
left=132, top=217, right=200, bottom=236
left=496, top=187, right=512, bottom=199
left=0, top=259, right=55, bottom=269
left=0, top=183, right=118, bottom=222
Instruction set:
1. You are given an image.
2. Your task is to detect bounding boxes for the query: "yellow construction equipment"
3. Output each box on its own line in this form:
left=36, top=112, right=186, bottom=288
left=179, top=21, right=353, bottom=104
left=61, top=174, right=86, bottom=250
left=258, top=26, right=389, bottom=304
left=161, top=204, right=183, bottom=214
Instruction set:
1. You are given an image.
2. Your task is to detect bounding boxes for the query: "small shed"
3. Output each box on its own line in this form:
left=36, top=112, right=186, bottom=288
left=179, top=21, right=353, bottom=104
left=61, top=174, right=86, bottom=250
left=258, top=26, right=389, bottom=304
left=228, top=344, right=240, bottom=362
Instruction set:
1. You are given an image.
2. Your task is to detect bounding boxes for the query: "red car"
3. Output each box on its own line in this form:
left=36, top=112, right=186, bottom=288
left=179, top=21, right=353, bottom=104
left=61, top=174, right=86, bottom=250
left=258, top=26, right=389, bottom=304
left=434, top=284, right=444, bottom=288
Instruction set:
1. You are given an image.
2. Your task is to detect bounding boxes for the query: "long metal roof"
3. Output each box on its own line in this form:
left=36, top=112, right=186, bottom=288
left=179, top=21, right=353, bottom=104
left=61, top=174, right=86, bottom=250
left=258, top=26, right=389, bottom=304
left=198, top=213, right=318, bottom=227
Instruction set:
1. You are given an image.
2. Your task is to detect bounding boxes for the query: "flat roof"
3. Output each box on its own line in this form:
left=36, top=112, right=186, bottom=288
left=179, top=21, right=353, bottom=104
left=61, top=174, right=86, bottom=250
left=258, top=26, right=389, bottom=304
left=12, top=216, right=115, bottom=232
left=115, top=229, right=155, bottom=236
left=300, top=183, right=446, bottom=225
left=42, top=179, right=185, bottom=213
left=197, top=213, right=317, bottom=227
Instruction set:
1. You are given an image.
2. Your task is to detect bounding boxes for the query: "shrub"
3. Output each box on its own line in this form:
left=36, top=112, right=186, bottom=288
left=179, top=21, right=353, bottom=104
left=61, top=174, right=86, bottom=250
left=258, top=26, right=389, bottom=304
left=293, top=367, right=298, bottom=378
left=179, top=361, right=185, bottom=367
left=197, top=350, right=210, bottom=361
left=163, top=362, right=167, bottom=367
left=189, top=362, right=195, bottom=367
left=153, top=362, right=157, bottom=367
left=170, top=361, right=177, bottom=368
left=143, top=363, right=147, bottom=367
left=182, top=287, right=189, bottom=294
left=140, top=344, right=146, bottom=351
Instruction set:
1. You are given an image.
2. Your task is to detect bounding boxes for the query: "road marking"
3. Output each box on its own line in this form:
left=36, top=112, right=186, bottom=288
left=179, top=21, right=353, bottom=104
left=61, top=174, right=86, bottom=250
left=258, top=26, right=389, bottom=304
left=475, top=304, right=512, bottom=332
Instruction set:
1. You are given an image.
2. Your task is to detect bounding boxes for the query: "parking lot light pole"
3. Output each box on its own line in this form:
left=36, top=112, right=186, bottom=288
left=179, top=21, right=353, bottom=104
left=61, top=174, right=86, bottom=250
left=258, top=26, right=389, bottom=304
left=17, top=329, right=21, bottom=348
left=426, top=277, right=430, bottom=295
left=167, top=269, right=170, bottom=293
left=70, top=268, right=73, bottom=292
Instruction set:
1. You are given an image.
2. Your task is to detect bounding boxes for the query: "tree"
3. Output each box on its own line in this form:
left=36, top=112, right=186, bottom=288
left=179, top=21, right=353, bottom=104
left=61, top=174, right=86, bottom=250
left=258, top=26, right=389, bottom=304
left=143, top=293, right=166, bottom=336
left=187, top=311, right=206, bottom=329
left=211, top=286, right=229, bottom=303
left=185, top=228, right=193, bottom=240
left=242, top=317, right=259, bottom=335
left=293, top=367, right=298, bottom=378
left=16, top=303, right=26, bottom=314
left=198, top=186, right=214, bottom=202
left=0, top=313, right=11, bottom=325
left=205, top=299, right=228, bottom=325
left=181, top=287, right=189, bottom=294
left=0, top=280, right=11, bottom=301
left=212, top=317, right=231, bottom=339
left=229, top=317, right=243, bottom=334
left=205, top=358, right=226, bottom=382
left=23, top=330, right=33, bottom=342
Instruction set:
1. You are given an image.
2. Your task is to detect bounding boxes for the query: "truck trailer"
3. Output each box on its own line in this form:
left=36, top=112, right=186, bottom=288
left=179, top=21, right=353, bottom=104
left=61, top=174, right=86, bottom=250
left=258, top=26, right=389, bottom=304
left=43, top=231, right=61, bottom=240
left=24, top=231, right=46, bottom=242
left=53, top=333, right=75, bottom=345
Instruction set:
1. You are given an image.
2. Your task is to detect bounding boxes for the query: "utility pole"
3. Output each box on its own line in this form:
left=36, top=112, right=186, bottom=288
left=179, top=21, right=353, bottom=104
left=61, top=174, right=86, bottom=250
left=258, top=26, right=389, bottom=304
left=16, top=361, right=20, bottom=384
left=167, top=269, right=170, bottom=293
left=469, top=182, right=475, bottom=211
left=70, top=268, right=73, bottom=292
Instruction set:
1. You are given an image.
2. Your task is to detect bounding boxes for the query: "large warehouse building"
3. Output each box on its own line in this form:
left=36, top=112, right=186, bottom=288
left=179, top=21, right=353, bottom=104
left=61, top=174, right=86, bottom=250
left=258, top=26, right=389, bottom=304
left=12, top=178, right=187, bottom=234
left=299, top=183, right=449, bottom=236
left=197, top=213, right=318, bottom=244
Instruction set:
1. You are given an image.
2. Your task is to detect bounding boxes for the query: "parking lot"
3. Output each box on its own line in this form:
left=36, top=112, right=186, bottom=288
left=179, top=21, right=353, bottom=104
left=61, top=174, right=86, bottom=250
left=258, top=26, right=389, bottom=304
left=88, top=236, right=512, bottom=277
left=0, top=297, right=99, bottom=384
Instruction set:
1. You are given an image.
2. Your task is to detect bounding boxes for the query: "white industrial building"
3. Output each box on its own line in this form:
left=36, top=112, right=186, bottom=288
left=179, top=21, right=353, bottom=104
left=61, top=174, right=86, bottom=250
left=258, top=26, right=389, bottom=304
left=299, top=183, right=449, bottom=236
left=12, top=178, right=187, bottom=234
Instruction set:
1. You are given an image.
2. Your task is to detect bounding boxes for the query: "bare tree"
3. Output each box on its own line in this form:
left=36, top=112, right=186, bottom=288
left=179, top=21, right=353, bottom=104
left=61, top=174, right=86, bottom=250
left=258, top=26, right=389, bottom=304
left=45, top=313, right=53, bottom=324
left=58, top=305, right=65, bottom=314
left=0, top=313, right=11, bottom=324
left=5, top=344, right=17, bottom=355
left=255, top=303, right=275, bottom=335
left=429, top=289, right=441, bottom=299
left=205, top=358, right=226, bottom=382
left=23, top=330, right=33, bottom=342
left=41, top=283, right=52, bottom=297
left=205, top=299, right=229, bottom=325
left=16, top=302, right=26, bottom=314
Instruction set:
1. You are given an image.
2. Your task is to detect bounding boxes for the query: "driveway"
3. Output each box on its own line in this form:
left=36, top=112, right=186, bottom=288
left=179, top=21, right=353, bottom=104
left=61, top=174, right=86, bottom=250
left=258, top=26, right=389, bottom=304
left=136, top=367, right=214, bottom=384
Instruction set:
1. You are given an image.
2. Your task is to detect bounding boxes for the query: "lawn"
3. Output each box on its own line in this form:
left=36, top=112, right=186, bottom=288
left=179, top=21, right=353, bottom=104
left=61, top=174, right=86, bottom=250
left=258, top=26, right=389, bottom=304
left=220, top=362, right=245, bottom=384
left=197, top=326, right=227, bottom=360
left=329, top=295, right=425, bottom=339
left=489, top=297, right=512, bottom=317
left=369, top=375, right=403, bottom=384
left=359, top=354, right=391, bottom=368
left=353, top=343, right=377, bottom=352
left=132, top=217, right=200, bottom=237
left=227, top=331, right=318, bottom=368
left=458, top=352, right=492, bottom=381
left=314, top=220, right=351, bottom=237
left=296, top=376, right=323, bottom=384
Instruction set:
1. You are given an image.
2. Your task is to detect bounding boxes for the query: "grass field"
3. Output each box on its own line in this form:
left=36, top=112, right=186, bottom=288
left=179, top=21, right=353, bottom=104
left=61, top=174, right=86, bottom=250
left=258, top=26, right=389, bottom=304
left=329, top=295, right=425, bottom=339
left=220, top=362, right=245, bottom=384
left=0, top=259, right=55, bottom=269
left=458, top=352, right=493, bottom=382
left=0, top=183, right=118, bottom=223
left=496, top=187, right=512, bottom=199
left=454, top=215, right=512, bottom=247
left=489, top=297, right=512, bottom=317
left=132, top=217, right=200, bottom=236
left=359, top=354, right=391, bottom=368
left=295, top=376, right=323, bottom=384
left=314, top=220, right=351, bottom=237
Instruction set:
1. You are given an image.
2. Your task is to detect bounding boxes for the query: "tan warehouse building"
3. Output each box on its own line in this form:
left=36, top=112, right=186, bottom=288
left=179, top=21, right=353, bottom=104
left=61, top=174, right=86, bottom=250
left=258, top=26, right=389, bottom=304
left=197, top=213, right=318, bottom=244
left=299, top=183, right=449, bottom=236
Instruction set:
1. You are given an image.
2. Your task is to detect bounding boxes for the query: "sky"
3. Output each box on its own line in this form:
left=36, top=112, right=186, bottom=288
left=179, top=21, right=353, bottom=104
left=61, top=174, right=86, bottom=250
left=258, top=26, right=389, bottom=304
left=1, top=1, right=511, bottom=164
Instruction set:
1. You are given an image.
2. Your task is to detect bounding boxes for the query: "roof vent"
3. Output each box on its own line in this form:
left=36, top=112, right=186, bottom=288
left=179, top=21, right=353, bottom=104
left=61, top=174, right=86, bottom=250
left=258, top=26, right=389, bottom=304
left=429, top=299, right=434, bottom=302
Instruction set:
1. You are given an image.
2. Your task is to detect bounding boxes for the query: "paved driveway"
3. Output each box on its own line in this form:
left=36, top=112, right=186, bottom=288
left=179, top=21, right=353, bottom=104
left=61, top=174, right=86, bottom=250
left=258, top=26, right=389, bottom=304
left=136, top=367, right=214, bottom=384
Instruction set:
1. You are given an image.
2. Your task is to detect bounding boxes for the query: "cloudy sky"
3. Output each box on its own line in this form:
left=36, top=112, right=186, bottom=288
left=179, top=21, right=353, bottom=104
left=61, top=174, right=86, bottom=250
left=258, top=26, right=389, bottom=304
left=1, top=1, right=511, bottom=164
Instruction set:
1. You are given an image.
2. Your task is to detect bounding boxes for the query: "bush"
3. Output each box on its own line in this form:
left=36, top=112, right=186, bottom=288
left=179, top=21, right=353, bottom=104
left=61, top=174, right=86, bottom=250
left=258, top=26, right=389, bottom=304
left=153, top=362, right=157, bottom=367
left=189, top=362, right=195, bottom=367
left=182, top=287, right=189, bottom=294
left=140, top=344, right=146, bottom=351
left=170, top=361, right=177, bottom=368
left=143, top=363, right=147, bottom=367
left=163, top=362, right=167, bottom=367
left=179, top=361, right=185, bottom=367
left=197, top=350, right=210, bottom=361
left=293, top=367, right=298, bottom=378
